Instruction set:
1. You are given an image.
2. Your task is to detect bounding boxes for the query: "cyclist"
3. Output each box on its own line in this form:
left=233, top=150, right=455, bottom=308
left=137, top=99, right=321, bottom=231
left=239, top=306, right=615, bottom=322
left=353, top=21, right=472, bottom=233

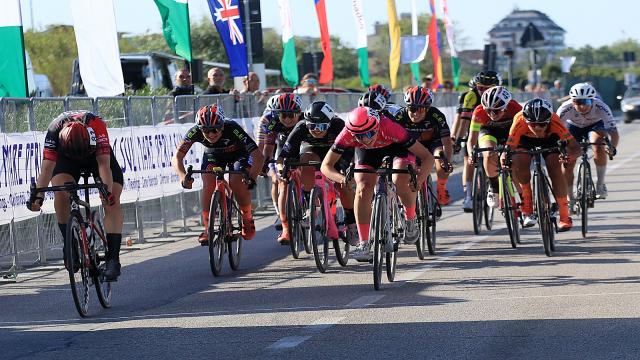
left=396, top=86, right=453, bottom=205
left=321, top=107, right=435, bottom=261
left=557, top=83, right=619, bottom=205
left=278, top=101, right=358, bottom=245
left=467, top=86, right=522, bottom=208
left=451, top=71, right=501, bottom=212
left=257, top=93, right=303, bottom=245
left=361, top=84, right=403, bottom=118
left=172, top=105, right=264, bottom=244
left=505, top=98, right=580, bottom=231
left=27, top=111, right=124, bottom=281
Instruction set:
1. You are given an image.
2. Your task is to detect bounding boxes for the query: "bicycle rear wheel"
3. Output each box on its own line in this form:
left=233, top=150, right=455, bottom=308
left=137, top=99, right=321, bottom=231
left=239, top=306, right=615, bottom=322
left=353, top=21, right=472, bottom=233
left=427, top=183, right=438, bottom=255
left=309, top=186, right=329, bottom=273
left=415, top=188, right=428, bottom=260
left=286, top=183, right=303, bottom=259
left=472, top=165, right=485, bottom=235
left=371, top=194, right=387, bottom=291
left=208, top=192, right=225, bottom=276
left=66, top=213, right=90, bottom=317
left=578, top=162, right=589, bottom=238
left=90, top=211, right=111, bottom=309
left=333, top=202, right=350, bottom=267
left=227, top=198, right=243, bottom=271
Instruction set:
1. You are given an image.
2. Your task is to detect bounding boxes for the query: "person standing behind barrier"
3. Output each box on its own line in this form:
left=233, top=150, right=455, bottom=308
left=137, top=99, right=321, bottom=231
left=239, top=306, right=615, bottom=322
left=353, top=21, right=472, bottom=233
left=294, top=73, right=319, bottom=96
left=169, top=68, right=195, bottom=96
left=202, top=67, right=230, bottom=95
left=27, top=111, right=124, bottom=281
left=172, top=105, right=264, bottom=244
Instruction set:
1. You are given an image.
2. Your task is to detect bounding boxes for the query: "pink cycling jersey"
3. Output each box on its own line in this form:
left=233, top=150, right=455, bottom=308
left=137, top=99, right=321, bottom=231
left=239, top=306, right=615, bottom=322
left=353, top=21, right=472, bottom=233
left=332, top=115, right=415, bottom=154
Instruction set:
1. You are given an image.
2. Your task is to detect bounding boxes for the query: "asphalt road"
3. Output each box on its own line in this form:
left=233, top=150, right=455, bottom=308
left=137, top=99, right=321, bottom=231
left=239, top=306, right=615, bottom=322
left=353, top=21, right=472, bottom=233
left=1, top=122, right=639, bottom=360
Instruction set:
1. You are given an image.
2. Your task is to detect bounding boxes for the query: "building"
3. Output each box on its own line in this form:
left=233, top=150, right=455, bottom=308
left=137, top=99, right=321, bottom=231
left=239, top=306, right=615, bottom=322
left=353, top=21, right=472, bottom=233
left=487, top=9, right=565, bottom=69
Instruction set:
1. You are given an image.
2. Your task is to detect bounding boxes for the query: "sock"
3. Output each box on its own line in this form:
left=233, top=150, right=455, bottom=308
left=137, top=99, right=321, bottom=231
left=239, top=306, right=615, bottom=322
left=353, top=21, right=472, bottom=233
left=106, top=233, right=122, bottom=261
left=240, top=204, right=252, bottom=219
left=202, top=210, right=209, bottom=232
left=465, top=181, right=472, bottom=198
left=272, top=200, right=279, bottom=216
left=357, top=223, right=370, bottom=243
left=489, top=176, right=499, bottom=193
left=596, top=165, right=606, bottom=186
left=556, top=196, right=569, bottom=221
left=437, top=178, right=448, bottom=190
left=344, top=208, right=356, bottom=224
left=405, top=205, right=416, bottom=220
left=58, top=223, right=67, bottom=242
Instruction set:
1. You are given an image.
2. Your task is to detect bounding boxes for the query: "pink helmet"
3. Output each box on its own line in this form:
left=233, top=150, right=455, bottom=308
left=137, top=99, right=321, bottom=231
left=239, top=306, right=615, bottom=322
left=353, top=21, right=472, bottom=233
left=346, top=107, right=380, bottom=134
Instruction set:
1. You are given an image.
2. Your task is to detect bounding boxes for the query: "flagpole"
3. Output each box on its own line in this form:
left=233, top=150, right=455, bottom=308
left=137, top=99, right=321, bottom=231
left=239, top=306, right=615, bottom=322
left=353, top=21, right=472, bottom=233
left=186, top=2, right=193, bottom=70
left=243, top=0, right=253, bottom=70
left=19, top=4, right=29, bottom=97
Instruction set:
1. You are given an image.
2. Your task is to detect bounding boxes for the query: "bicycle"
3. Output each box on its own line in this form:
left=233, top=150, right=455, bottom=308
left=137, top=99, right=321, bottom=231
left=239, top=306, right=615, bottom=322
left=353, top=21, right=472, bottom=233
left=30, top=174, right=113, bottom=317
left=471, top=147, right=495, bottom=235
left=506, top=141, right=567, bottom=257
left=415, top=153, right=449, bottom=259
left=575, top=138, right=615, bottom=237
left=185, top=165, right=253, bottom=276
left=300, top=160, right=351, bottom=272
left=347, top=156, right=417, bottom=291
left=278, top=159, right=312, bottom=258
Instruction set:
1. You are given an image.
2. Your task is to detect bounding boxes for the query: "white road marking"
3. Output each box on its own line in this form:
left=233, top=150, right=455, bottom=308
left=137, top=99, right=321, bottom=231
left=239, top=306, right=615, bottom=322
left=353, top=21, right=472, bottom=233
left=267, top=336, right=312, bottom=350
left=346, top=294, right=385, bottom=308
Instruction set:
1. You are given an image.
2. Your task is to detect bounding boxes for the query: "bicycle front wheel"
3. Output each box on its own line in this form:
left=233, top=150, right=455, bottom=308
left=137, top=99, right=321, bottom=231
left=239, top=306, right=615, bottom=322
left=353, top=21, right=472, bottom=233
left=472, top=165, right=485, bottom=235
left=578, top=162, right=589, bottom=238
left=66, top=213, right=90, bottom=317
left=428, top=183, right=438, bottom=254
left=286, top=183, right=302, bottom=259
left=309, top=186, right=329, bottom=273
left=535, top=173, right=553, bottom=257
left=371, top=194, right=387, bottom=291
left=90, top=210, right=111, bottom=309
left=227, top=198, right=243, bottom=271
left=208, top=192, right=225, bottom=276
left=415, top=188, right=428, bottom=260
left=501, top=173, right=519, bottom=249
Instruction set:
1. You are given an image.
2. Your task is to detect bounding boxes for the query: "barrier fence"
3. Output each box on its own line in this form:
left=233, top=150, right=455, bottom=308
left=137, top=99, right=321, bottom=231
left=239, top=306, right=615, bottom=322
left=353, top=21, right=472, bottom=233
left=0, top=91, right=545, bottom=275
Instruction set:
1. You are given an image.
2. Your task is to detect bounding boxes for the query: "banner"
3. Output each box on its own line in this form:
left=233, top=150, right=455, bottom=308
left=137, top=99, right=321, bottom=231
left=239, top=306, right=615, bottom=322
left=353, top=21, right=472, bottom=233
left=314, top=0, right=334, bottom=84
left=401, top=36, right=429, bottom=65
left=1, top=132, right=41, bottom=221
left=70, top=0, right=125, bottom=97
left=0, top=0, right=28, bottom=97
left=0, top=134, right=14, bottom=225
left=427, top=0, right=443, bottom=90
left=386, top=0, right=401, bottom=89
left=442, top=0, right=460, bottom=88
left=351, top=0, right=369, bottom=87
left=278, top=0, right=299, bottom=87
left=154, top=0, right=192, bottom=62
left=409, top=0, right=420, bottom=83
left=207, top=0, right=248, bottom=77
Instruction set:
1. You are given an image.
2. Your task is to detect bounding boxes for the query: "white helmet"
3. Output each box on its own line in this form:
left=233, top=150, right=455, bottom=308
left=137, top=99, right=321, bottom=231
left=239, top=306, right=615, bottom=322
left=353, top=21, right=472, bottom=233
left=265, top=94, right=280, bottom=112
left=481, top=86, right=512, bottom=110
left=569, top=83, right=597, bottom=100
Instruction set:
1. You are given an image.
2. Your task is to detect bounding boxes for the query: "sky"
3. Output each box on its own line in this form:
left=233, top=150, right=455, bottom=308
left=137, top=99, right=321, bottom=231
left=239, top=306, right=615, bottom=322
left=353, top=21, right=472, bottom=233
left=19, top=0, right=638, bottom=51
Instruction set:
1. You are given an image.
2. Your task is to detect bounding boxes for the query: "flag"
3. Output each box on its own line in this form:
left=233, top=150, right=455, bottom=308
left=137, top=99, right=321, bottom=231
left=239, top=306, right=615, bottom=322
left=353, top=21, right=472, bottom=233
left=314, top=0, right=333, bottom=84
left=207, top=0, right=248, bottom=77
left=427, top=0, right=443, bottom=90
left=70, top=0, right=124, bottom=97
left=409, top=0, right=420, bottom=83
left=386, top=0, right=401, bottom=89
left=0, top=0, right=28, bottom=97
left=401, top=36, right=429, bottom=65
left=278, top=0, right=298, bottom=87
left=154, top=0, right=192, bottom=62
left=351, top=0, right=369, bottom=87
left=442, top=0, right=460, bottom=88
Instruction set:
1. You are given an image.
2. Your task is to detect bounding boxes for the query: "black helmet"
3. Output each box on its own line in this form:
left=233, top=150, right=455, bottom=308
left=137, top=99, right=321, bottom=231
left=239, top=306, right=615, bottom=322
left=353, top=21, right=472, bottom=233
left=523, top=98, right=554, bottom=123
left=475, top=70, right=501, bottom=87
left=358, top=91, right=387, bottom=110
left=303, top=101, right=336, bottom=123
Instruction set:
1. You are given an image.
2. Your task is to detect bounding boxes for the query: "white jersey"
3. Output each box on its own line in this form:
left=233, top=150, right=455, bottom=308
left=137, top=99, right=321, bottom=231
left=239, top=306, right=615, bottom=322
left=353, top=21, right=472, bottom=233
left=556, top=98, right=617, bottom=131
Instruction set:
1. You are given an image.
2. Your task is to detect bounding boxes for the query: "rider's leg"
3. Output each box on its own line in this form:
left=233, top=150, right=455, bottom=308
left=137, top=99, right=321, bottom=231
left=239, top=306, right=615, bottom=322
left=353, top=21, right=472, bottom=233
left=591, top=131, right=608, bottom=188
left=512, top=153, right=533, bottom=215
left=546, top=153, right=571, bottom=229
left=200, top=172, right=216, bottom=239
left=392, top=158, right=417, bottom=220
left=354, top=172, right=376, bottom=244
left=433, top=146, right=450, bottom=205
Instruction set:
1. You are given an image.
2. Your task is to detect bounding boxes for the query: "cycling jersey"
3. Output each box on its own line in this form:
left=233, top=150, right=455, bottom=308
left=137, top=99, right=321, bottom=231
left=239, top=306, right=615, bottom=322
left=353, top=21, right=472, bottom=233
left=43, top=111, right=110, bottom=162
left=470, top=100, right=522, bottom=132
left=556, top=98, right=617, bottom=131
left=393, top=106, right=450, bottom=144
left=331, top=115, right=415, bottom=155
left=178, top=120, right=258, bottom=155
left=507, top=112, right=573, bottom=149
left=279, top=117, right=345, bottom=159
left=382, top=103, right=403, bottom=119
left=257, top=111, right=298, bottom=146
left=456, top=88, right=481, bottom=120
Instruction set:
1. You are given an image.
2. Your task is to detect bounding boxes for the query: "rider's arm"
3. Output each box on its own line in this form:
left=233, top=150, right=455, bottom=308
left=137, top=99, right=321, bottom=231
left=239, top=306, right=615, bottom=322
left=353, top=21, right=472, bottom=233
left=597, top=100, right=620, bottom=148
left=408, top=141, right=434, bottom=185
left=35, top=159, right=55, bottom=189
left=171, top=140, right=192, bottom=182
left=248, top=148, right=264, bottom=180
left=321, top=149, right=345, bottom=184
left=433, top=109, right=453, bottom=160
left=96, top=153, right=114, bottom=193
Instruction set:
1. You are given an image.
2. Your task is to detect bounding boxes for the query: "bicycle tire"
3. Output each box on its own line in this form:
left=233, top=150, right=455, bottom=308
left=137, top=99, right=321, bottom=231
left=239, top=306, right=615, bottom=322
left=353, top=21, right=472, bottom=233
left=415, top=188, right=428, bottom=260
left=472, top=165, right=485, bottom=235
left=386, top=196, right=399, bottom=282
left=208, top=192, right=225, bottom=276
left=484, top=179, right=495, bottom=230
left=427, top=182, right=437, bottom=255
left=66, top=213, right=90, bottom=317
left=286, top=183, right=302, bottom=259
left=502, top=174, right=519, bottom=249
left=309, top=186, right=329, bottom=273
left=227, top=198, right=243, bottom=271
left=333, top=202, right=350, bottom=267
left=535, top=172, right=553, bottom=257
left=371, top=194, right=386, bottom=291
left=90, top=211, right=111, bottom=309
left=579, top=162, right=589, bottom=238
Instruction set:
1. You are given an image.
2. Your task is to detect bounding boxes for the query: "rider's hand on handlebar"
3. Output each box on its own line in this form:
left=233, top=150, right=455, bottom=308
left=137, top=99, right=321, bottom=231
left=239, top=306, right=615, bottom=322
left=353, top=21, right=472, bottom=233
left=181, top=176, right=194, bottom=189
left=26, top=192, right=44, bottom=212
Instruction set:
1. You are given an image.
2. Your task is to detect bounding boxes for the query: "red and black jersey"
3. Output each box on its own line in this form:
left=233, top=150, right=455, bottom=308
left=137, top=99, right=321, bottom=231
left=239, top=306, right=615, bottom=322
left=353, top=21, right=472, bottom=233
left=43, top=111, right=110, bottom=162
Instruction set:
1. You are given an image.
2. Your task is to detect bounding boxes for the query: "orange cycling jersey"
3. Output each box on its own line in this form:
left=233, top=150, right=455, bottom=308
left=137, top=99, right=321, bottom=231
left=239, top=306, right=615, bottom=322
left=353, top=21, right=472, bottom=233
left=506, top=112, right=572, bottom=148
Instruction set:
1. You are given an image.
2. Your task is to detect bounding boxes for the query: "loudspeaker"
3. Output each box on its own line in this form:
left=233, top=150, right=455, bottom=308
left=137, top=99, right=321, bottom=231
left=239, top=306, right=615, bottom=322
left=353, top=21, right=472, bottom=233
left=301, top=52, right=324, bottom=76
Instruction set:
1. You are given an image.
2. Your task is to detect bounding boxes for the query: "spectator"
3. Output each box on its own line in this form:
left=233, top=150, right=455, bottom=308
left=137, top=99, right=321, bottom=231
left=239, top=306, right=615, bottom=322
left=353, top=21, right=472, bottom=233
left=443, top=80, right=454, bottom=93
left=202, top=67, right=229, bottom=95
left=421, top=75, right=433, bottom=90
left=169, top=69, right=194, bottom=96
left=549, top=79, right=567, bottom=107
left=294, top=73, right=319, bottom=96
left=242, top=72, right=268, bottom=104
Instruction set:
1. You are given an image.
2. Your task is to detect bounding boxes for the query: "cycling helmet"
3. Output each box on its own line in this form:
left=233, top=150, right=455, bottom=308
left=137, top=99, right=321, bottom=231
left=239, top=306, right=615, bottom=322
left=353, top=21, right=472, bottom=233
left=196, top=104, right=225, bottom=129
left=368, top=84, right=391, bottom=101
left=273, top=93, right=302, bottom=113
left=475, top=70, right=502, bottom=87
left=304, top=101, right=336, bottom=123
left=59, top=121, right=96, bottom=160
left=569, top=83, right=597, bottom=100
left=481, top=86, right=512, bottom=110
left=265, top=94, right=280, bottom=112
left=522, top=98, right=554, bottom=123
left=404, top=86, right=433, bottom=107
left=345, top=106, right=380, bottom=134
left=358, top=91, right=387, bottom=110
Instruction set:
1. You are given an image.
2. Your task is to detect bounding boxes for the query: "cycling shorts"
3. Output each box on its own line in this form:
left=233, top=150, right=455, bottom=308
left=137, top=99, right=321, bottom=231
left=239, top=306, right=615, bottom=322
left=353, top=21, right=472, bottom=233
left=479, top=127, right=510, bottom=145
left=52, top=148, right=124, bottom=186
left=566, top=120, right=606, bottom=142
left=355, top=143, right=415, bottom=170
left=201, top=152, right=252, bottom=172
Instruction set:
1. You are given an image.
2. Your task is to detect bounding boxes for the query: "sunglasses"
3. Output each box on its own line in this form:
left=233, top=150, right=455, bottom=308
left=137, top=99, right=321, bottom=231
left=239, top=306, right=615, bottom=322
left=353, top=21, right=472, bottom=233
left=201, top=126, right=222, bottom=134
left=408, top=106, right=426, bottom=112
left=526, top=122, right=548, bottom=128
left=573, top=99, right=593, bottom=106
left=486, top=108, right=505, bottom=115
left=353, top=130, right=377, bottom=141
left=306, top=122, right=330, bottom=131
left=279, top=112, right=300, bottom=119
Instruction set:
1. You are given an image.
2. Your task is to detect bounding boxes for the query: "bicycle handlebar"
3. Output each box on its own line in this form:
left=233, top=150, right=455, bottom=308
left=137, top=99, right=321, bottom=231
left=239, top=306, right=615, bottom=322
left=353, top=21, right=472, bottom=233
left=344, top=156, right=417, bottom=189
left=185, top=165, right=254, bottom=189
left=29, top=176, right=111, bottom=210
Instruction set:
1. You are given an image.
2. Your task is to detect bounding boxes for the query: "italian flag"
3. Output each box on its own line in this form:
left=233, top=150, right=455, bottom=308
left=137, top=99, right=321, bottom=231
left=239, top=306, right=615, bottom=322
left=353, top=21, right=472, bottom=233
left=0, top=0, right=28, bottom=97
left=278, top=0, right=299, bottom=87
left=351, top=0, right=369, bottom=87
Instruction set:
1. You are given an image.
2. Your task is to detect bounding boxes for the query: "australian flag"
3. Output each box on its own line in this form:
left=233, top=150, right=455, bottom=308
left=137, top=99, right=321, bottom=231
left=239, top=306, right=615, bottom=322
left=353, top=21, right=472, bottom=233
left=207, top=0, right=248, bottom=77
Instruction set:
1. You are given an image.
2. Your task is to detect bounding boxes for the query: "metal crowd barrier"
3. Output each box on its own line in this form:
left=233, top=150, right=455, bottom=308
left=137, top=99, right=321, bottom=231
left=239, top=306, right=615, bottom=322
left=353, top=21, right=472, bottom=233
left=0, top=91, right=546, bottom=276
